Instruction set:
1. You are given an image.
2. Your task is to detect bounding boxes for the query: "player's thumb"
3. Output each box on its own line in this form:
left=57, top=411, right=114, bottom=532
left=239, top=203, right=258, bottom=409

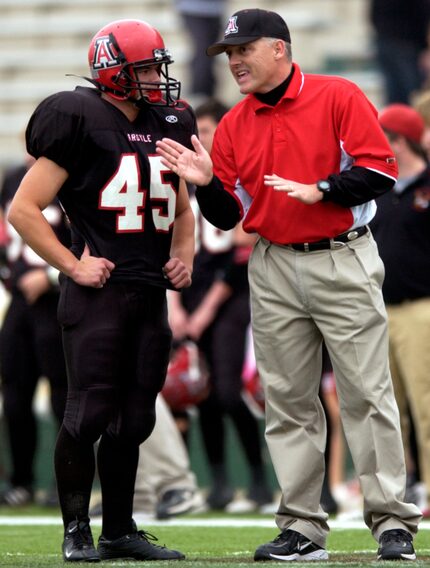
left=81, top=243, right=90, bottom=258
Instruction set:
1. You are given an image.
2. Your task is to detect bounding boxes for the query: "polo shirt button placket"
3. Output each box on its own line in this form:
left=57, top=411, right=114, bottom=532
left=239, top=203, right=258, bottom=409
left=274, top=113, right=281, bottom=134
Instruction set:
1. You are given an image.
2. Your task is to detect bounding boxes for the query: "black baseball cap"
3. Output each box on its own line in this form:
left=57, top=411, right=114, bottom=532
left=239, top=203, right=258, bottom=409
left=206, top=8, right=291, bottom=57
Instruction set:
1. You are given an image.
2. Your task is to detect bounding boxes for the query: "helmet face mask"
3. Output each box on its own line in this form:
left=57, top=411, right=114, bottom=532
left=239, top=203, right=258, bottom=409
left=88, top=20, right=181, bottom=107
left=116, top=56, right=181, bottom=107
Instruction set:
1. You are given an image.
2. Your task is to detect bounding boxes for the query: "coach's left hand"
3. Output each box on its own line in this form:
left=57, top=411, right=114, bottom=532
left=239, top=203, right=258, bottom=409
left=264, top=174, right=324, bottom=204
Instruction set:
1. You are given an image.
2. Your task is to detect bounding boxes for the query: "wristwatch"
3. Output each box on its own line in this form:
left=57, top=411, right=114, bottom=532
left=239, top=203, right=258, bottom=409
left=317, top=179, right=331, bottom=194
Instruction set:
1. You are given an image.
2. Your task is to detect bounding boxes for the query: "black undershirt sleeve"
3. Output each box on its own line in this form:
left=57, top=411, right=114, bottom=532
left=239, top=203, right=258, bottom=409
left=195, top=167, right=394, bottom=230
left=323, top=166, right=395, bottom=207
left=195, top=176, right=241, bottom=230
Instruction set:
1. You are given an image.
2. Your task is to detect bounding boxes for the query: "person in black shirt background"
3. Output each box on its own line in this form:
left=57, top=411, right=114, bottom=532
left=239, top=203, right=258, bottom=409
left=0, top=154, right=68, bottom=508
left=167, top=99, right=273, bottom=512
left=372, top=103, right=430, bottom=519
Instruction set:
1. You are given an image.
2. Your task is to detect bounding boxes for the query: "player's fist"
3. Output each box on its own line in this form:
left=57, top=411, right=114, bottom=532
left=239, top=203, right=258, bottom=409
left=163, top=257, right=192, bottom=289
left=71, top=244, right=115, bottom=288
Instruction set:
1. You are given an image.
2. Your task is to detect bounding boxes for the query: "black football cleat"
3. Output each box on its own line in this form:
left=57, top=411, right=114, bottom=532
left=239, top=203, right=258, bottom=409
left=254, top=529, right=328, bottom=562
left=377, top=529, right=416, bottom=561
left=62, top=519, right=100, bottom=562
left=98, top=521, right=185, bottom=560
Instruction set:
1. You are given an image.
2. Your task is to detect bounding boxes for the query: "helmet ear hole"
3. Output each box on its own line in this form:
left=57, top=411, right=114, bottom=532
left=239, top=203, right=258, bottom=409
left=111, top=72, right=121, bottom=85
left=111, top=71, right=128, bottom=88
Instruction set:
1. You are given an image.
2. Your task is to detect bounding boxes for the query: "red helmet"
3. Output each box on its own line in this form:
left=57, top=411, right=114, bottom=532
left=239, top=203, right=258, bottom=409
left=241, top=330, right=265, bottom=417
left=88, top=19, right=181, bottom=106
left=162, top=341, right=210, bottom=411
left=242, top=369, right=265, bottom=418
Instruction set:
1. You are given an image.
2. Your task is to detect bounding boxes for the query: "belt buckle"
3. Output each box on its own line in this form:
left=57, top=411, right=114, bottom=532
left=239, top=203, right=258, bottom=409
left=331, top=239, right=346, bottom=249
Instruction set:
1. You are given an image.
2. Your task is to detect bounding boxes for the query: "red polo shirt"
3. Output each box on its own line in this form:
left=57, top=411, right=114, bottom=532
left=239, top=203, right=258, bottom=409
left=211, top=63, right=398, bottom=244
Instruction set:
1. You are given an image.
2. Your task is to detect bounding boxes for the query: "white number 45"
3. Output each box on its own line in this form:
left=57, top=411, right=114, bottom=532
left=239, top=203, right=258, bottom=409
left=100, top=154, right=176, bottom=233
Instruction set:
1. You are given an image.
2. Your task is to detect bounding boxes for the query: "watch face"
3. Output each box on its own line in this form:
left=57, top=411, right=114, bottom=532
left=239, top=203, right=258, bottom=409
left=318, top=180, right=331, bottom=193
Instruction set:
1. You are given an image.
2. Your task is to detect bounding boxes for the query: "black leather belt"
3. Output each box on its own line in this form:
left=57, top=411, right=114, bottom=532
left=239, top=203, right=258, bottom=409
left=286, top=225, right=368, bottom=252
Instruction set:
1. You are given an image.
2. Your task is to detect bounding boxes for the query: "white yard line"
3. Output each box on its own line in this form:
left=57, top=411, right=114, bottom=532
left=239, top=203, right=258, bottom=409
left=0, top=516, right=429, bottom=529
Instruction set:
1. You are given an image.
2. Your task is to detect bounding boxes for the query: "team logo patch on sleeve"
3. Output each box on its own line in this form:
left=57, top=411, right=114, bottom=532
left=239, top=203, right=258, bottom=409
left=225, top=16, right=239, bottom=35
left=92, top=36, right=121, bottom=70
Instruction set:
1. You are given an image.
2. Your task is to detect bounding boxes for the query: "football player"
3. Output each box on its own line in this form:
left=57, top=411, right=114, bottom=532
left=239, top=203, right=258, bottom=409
left=8, top=19, right=194, bottom=563
left=0, top=154, right=69, bottom=507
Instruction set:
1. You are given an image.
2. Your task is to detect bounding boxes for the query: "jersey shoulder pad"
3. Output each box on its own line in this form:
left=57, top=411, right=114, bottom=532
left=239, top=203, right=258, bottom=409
left=26, top=88, right=100, bottom=170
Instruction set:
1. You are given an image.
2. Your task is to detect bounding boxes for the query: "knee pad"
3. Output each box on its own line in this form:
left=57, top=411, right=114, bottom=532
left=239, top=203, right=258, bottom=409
left=63, top=386, right=117, bottom=443
left=110, top=390, right=157, bottom=446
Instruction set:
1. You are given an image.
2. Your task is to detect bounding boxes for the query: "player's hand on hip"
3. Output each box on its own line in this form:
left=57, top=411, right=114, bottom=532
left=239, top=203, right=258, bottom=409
left=71, top=243, right=115, bottom=288
left=264, top=174, right=323, bottom=204
left=163, top=257, right=192, bottom=289
left=156, top=135, right=213, bottom=186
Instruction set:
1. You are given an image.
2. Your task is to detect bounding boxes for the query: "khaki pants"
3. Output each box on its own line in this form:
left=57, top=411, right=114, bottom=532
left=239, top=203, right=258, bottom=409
left=387, top=299, right=430, bottom=508
left=248, top=231, right=421, bottom=547
left=134, top=395, right=197, bottom=512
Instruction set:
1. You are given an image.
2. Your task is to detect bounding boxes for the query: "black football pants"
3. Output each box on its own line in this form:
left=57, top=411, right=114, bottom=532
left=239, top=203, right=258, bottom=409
left=0, top=291, right=67, bottom=488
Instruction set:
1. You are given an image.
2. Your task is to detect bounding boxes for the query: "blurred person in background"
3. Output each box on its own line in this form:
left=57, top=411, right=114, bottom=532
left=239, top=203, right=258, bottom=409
left=175, top=0, right=226, bottom=102
left=134, top=394, right=206, bottom=519
left=369, top=0, right=430, bottom=104
left=413, top=88, right=430, bottom=158
left=371, top=103, right=430, bottom=519
left=167, top=98, right=273, bottom=512
left=0, top=153, right=68, bottom=507
left=319, top=346, right=342, bottom=516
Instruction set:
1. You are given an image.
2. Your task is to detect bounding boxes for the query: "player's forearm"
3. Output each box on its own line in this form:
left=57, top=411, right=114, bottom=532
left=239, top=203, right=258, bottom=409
left=167, top=289, right=184, bottom=311
left=170, top=206, right=195, bottom=273
left=8, top=200, right=78, bottom=277
left=197, top=280, right=233, bottom=315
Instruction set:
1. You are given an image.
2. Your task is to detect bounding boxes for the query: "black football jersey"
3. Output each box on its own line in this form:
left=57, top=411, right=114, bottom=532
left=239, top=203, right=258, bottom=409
left=26, top=86, right=197, bottom=287
left=181, top=194, right=235, bottom=312
left=0, top=163, right=71, bottom=290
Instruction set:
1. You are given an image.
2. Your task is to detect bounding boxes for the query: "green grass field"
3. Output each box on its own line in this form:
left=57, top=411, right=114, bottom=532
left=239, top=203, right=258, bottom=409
left=0, top=509, right=429, bottom=567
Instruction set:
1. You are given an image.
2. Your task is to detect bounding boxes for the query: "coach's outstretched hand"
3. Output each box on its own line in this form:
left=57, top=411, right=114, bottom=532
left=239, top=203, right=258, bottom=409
left=156, top=135, right=213, bottom=186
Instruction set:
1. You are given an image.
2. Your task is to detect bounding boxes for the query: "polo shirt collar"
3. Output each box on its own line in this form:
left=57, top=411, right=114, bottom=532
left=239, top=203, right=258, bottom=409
left=250, top=62, right=304, bottom=112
